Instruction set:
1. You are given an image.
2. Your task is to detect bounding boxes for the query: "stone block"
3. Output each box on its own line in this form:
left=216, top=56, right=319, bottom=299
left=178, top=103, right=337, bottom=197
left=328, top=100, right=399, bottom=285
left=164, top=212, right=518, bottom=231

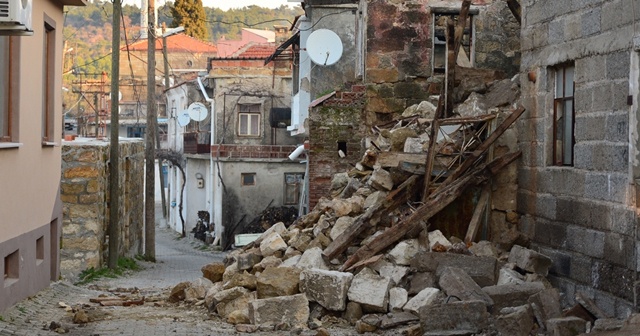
left=253, top=255, right=283, bottom=272
left=605, top=112, right=628, bottom=143
left=347, top=268, right=392, bottom=313
left=408, top=272, right=437, bottom=295
left=403, top=287, right=442, bottom=315
left=495, top=304, right=535, bottom=336
left=546, top=316, right=587, bottom=336
left=606, top=51, right=631, bottom=80
left=438, top=267, right=494, bottom=307
left=482, top=282, right=545, bottom=312
left=604, top=232, right=634, bottom=268
left=295, top=247, right=329, bottom=270
left=419, top=301, right=489, bottom=335
left=223, top=272, right=257, bottom=291
left=428, top=230, right=452, bottom=250
left=236, top=252, right=262, bottom=271
left=344, top=302, right=363, bottom=325
left=248, top=294, right=310, bottom=328
left=300, top=269, right=353, bottom=311
left=379, top=311, right=419, bottom=329
left=388, top=239, right=422, bottom=266
left=254, top=222, right=286, bottom=245
left=581, top=7, right=601, bottom=37
left=565, top=225, right=605, bottom=259
left=256, top=267, right=301, bottom=299
left=214, top=287, right=256, bottom=318
left=204, top=282, right=224, bottom=311
left=364, top=191, right=387, bottom=209
left=330, top=216, right=354, bottom=241
left=389, top=287, right=408, bottom=311
left=508, top=245, right=553, bottom=276
left=411, top=251, right=497, bottom=287
left=497, top=267, right=525, bottom=286
left=379, top=265, right=409, bottom=286
left=189, top=277, right=214, bottom=300
left=368, top=167, right=393, bottom=191
left=259, top=232, right=287, bottom=257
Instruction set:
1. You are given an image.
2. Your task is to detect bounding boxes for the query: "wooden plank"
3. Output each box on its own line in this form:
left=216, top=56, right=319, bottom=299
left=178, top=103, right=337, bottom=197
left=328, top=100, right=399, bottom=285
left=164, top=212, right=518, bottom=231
left=464, top=184, right=491, bottom=244
left=322, top=175, right=420, bottom=261
left=345, top=254, right=383, bottom=272
left=438, top=106, right=526, bottom=189
left=340, top=151, right=521, bottom=272
left=377, top=152, right=426, bottom=168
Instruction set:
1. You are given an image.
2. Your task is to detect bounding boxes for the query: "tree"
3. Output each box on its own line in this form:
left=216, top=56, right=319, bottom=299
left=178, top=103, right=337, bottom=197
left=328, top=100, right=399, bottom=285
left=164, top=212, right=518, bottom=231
left=170, top=0, right=209, bottom=40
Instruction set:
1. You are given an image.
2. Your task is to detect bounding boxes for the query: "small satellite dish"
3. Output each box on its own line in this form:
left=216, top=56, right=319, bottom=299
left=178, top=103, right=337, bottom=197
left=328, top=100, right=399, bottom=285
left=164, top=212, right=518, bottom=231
left=306, top=29, right=343, bottom=66
left=177, top=112, right=191, bottom=127
left=187, top=102, right=208, bottom=122
left=108, top=91, right=123, bottom=101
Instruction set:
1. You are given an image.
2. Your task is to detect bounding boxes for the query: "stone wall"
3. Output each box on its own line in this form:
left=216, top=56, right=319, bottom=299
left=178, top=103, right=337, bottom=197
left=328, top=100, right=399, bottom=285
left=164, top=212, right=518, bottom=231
left=60, top=138, right=145, bottom=280
left=517, top=0, right=638, bottom=317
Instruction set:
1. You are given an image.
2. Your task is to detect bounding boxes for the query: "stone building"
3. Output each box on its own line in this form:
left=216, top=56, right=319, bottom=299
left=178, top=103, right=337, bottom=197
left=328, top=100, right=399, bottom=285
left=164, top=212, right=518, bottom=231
left=517, top=0, right=640, bottom=317
left=60, top=138, right=145, bottom=281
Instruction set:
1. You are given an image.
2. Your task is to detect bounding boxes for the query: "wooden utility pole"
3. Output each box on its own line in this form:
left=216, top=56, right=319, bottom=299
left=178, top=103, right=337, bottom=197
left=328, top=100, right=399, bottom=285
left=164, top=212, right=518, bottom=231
left=145, top=0, right=157, bottom=260
left=108, top=0, right=121, bottom=269
left=158, top=26, right=170, bottom=219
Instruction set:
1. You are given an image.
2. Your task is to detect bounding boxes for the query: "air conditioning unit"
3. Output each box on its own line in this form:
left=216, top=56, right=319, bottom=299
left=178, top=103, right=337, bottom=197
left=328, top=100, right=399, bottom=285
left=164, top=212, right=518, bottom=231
left=0, top=0, right=33, bottom=36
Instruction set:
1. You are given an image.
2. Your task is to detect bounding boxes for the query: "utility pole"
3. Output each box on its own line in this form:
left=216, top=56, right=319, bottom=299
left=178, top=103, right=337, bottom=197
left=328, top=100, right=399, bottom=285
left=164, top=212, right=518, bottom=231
left=144, top=0, right=157, bottom=261
left=108, top=0, right=121, bottom=269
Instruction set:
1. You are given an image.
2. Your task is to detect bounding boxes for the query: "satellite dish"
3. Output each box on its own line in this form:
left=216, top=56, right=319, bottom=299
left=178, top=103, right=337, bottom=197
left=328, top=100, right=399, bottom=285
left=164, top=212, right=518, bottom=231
left=109, top=91, right=123, bottom=101
left=187, top=102, right=208, bottom=122
left=306, top=29, right=343, bottom=66
left=177, top=112, right=191, bottom=127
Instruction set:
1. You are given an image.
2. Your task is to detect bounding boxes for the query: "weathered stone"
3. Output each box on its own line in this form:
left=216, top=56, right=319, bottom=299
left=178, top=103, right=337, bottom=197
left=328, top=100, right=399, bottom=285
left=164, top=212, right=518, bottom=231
left=330, top=216, right=355, bottom=241
left=296, top=247, right=329, bottom=270
left=339, top=177, right=363, bottom=199
left=428, top=230, right=452, bottom=250
left=259, top=232, right=287, bottom=257
left=495, top=305, right=535, bottom=336
left=389, top=128, right=419, bottom=152
left=408, top=272, right=437, bottom=295
left=248, top=294, right=309, bottom=328
left=419, top=300, right=489, bottom=335
left=190, top=277, right=214, bottom=300
left=368, top=167, right=394, bottom=191
left=331, top=172, right=350, bottom=191
left=214, top=287, right=256, bottom=318
left=308, top=318, right=322, bottom=330
left=184, top=286, right=200, bottom=302
left=73, top=309, right=89, bottom=324
left=402, top=100, right=436, bottom=119
left=235, top=324, right=258, bottom=333
left=256, top=267, right=301, bottom=299
left=227, top=309, right=250, bottom=325
left=454, top=92, right=487, bottom=117
left=575, top=291, right=609, bottom=319
left=379, top=311, right=420, bottom=329
left=403, top=287, right=442, bottom=315
left=482, top=282, right=544, bottom=311
left=222, top=262, right=239, bottom=283
left=388, top=239, right=422, bottom=266
left=168, top=281, right=190, bottom=302
left=355, top=320, right=378, bottom=333
left=236, top=252, right=262, bottom=271
left=389, top=287, right=409, bottom=311
left=223, top=272, right=257, bottom=290
left=315, top=327, right=330, bottom=336
left=300, top=269, right=353, bottom=311
left=201, top=263, right=226, bottom=283
left=348, top=268, right=392, bottom=313
left=283, top=247, right=302, bottom=260
left=469, top=241, right=499, bottom=258
left=497, top=266, right=526, bottom=285
left=411, top=251, right=497, bottom=287
left=252, top=255, right=283, bottom=272
left=364, top=191, right=387, bottom=209
left=344, top=302, right=363, bottom=325
left=204, top=282, right=224, bottom=311
left=379, top=265, right=410, bottom=286
left=545, top=316, right=587, bottom=336
left=398, top=324, right=423, bottom=336
left=280, top=255, right=301, bottom=268
left=254, top=222, right=287, bottom=245
left=438, top=267, right=494, bottom=307
left=312, top=215, right=331, bottom=237
left=508, top=245, right=552, bottom=276
left=528, top=288, right=562, bottom=329
left=592, top=318, right=624, bottom=332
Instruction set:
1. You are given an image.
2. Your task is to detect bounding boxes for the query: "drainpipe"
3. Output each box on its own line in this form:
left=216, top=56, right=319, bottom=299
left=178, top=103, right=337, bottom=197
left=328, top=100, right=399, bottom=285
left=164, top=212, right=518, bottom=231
left=197, top=76, right=215, bottom=240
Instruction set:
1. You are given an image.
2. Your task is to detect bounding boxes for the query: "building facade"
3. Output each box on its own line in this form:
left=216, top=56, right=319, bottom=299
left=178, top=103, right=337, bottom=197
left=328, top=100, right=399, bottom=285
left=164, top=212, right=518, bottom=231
left=0, top=0, right=86, bottom=311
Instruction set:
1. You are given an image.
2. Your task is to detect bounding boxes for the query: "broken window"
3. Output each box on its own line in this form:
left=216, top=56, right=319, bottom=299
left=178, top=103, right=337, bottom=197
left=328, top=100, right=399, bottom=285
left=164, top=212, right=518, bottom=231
left=432, top=11, right=474, bottom=73
left=553, top=64, right=575, bottom=166
left=238, top=104, right=261, bottom=136
left=284, top=173, right=304, bottom=205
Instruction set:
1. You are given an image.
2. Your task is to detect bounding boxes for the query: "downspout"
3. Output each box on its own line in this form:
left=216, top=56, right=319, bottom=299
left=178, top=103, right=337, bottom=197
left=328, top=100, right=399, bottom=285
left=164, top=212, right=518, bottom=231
left=197, top=76, right=215, bottom=240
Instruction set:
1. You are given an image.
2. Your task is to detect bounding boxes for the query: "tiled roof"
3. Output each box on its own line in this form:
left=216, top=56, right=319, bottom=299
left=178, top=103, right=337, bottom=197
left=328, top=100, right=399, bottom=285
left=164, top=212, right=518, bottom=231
left=124, top=33, right=218, bottom=54
left=233, top=43, right=277, bottom=58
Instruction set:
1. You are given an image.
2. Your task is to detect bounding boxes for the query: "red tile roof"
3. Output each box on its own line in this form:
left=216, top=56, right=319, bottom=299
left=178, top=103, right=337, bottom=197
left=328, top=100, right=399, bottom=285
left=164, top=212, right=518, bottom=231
left=124, top=33, right=217, bottom=54
left=232, top=42, right=277, bottom=58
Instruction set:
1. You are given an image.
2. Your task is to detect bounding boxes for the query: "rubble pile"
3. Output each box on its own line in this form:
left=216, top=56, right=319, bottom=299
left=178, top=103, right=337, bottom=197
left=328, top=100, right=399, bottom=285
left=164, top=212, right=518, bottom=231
left=166, top=77, right=621, bottom=335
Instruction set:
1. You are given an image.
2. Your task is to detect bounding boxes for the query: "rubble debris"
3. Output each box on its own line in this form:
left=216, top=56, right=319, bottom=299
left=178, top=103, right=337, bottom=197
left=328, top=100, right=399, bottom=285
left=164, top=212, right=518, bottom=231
left=420, top=300, right=489, bottom=335
left=300, top=269, right=352, bottom=311
left=248, top=294, right=309, bottom=328
left=546, top=316, right=587, bottom=336
left=509, top=244, right=553, bottom=276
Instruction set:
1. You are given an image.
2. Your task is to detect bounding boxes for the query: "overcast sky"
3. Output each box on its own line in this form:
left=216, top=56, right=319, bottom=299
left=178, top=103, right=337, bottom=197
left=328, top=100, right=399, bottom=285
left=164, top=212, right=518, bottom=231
left=143, top=0, right=297, bottom=10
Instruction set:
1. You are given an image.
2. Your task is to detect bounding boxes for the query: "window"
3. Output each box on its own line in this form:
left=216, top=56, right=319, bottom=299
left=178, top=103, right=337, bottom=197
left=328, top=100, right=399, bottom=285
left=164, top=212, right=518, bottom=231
left=241, top=173, right=256, bottom=186
left=127, top=126, right=145, bottom=138
left=36, top=236, right=44, bottom=263
left=553, top=64, right=575, bottom=166
left=4, top=249, right=19, bottom=285
left=432, top=12, right=474, bottom=73
left=238, top=104, right=261, bottom=136
left=0, top=36, right=16, bottom=143
left=284, top=173, right=304, bottom=205
left=42, top=19, right=56, bottom=143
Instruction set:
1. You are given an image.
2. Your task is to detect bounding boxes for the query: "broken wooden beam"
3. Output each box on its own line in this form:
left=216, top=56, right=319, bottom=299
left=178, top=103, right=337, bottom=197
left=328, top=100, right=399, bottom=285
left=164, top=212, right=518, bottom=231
left=322, top=175, right=420, bottom=261
left=505, top=0, right=522, bottom=24
left=340, top=151, right=521, bottom=271
left=464, top=183, right=491, bottom=244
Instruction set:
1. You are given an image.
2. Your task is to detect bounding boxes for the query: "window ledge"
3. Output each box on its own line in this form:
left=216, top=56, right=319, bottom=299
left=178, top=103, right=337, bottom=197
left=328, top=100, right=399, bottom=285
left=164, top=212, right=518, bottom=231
left=4, top=277, right=18, bottom=288
left=42, top=141, right=59, bottom=147
left=0, top=142, right=23, bottom=149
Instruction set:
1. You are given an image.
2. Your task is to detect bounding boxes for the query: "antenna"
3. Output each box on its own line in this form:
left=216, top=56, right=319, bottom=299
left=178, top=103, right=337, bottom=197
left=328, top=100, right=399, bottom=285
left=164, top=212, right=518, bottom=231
left=187, top=102, right=208, bottom=122
left=306, top=29, right=343, bottom=66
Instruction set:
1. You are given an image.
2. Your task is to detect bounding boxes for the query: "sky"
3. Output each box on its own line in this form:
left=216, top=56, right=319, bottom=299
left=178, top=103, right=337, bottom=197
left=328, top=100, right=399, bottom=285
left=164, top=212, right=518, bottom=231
left=131, top=0, right=297, bottom=11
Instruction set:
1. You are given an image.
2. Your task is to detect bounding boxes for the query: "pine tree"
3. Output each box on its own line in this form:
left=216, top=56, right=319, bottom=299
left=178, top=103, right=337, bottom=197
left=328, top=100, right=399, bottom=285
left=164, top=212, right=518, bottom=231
left=170, top=0, right=209, bottom=40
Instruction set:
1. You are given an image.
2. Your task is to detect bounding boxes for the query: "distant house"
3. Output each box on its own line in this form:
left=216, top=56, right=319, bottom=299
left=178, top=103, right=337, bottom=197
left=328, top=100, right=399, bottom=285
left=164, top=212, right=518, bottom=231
left=0, top=0, right=86, bottom=311
left=216, top=27, right=289, bottom=57
left=113, top=33, right=218, bottom=145
left=164, top=40, right=304, bottom=248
